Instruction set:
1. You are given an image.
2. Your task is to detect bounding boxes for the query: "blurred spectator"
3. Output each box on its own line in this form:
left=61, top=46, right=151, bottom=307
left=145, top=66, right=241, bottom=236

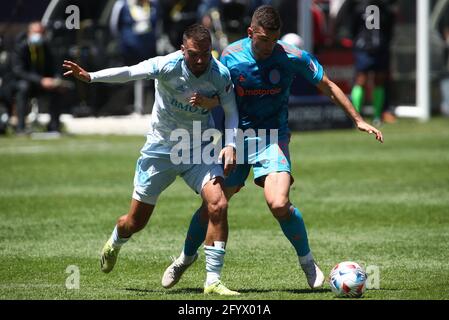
left=12, top=22, right=64, bottom=133
left=329, top=0, right=347, bottom=22
left=199, top=0, right=272, bottom=55
left=160, top=0, right=202, bottom=49
left=110, top=0, right=159, bottom=114
left=198, top=0, right=228, bottom=57
left=311, top=0, right=327, bottom=52
left=348, top=0, right=397, bottom=125
left=329, top=0, right=349, bottom=46
left=277, top=0, right=327, bottom=53
left=110, top=0, right=159, bottom=65
left=0, top=36, right=14, bottom=134
left=200, top=0, right=272, bottom=26
left=439, top=8, right=449, bottom=117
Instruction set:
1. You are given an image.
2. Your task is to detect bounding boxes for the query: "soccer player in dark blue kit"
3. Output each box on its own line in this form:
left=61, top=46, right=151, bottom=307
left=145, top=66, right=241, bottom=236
left=162, top=5, right=383, bottom=291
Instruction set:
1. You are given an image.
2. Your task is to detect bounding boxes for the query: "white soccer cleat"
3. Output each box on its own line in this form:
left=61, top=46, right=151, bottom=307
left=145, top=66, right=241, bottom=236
left=301, top=260, right=325, bottom=289
left=162, top=253, right=198, bottom=289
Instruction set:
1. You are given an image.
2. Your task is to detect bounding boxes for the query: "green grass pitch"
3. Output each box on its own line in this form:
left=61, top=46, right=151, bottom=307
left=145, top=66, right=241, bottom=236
left=1, top=118, right=448, bottom=300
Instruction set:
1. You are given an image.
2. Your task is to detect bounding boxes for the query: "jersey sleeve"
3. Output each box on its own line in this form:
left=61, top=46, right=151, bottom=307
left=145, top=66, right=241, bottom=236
left=215, top=68, right=238, bottom=148
left=219, top=53, right=228, bottom=67
left=289, top=48, right=324, bottom=85
left=89, top=54, right=175, bottom=83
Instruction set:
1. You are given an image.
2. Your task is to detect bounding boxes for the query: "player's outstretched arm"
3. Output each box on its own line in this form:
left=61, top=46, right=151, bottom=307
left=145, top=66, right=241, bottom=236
left=316, top=74, right=384, bottom=143
left=63, top=59, right=155, bottom=84
left=62, top=60, right=91, bottom=83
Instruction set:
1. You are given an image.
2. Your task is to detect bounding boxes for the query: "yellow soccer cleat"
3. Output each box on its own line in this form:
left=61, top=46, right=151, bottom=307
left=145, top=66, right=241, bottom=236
left=100, top=238, right=121, bottom=273
left=204, top=281, right=240, bottom=296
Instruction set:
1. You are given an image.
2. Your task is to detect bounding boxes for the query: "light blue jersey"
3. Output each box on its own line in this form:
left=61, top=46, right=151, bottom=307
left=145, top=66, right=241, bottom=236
left=89, top=51, right=239, bottom=204
left=220, top=37, right=324, bottom=139
left=90, top=50, right=237, bottom=157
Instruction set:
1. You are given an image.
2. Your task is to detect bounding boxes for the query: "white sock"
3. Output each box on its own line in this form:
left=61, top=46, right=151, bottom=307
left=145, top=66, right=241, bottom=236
left=213, top=241, right=226, bottom=249
left=111, top=225, right=130, bottom=248
left=206, top=272, right=220, bottom=286
left=204, top=244, right=225, bottom=286
left=299, top=251, right=314, bottom=265
left=179, top=251, right=196, bottom=265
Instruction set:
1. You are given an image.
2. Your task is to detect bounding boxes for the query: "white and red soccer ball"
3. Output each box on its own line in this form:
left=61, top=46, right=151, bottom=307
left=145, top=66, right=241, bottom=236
left=329, top=261, right=367, bottom=298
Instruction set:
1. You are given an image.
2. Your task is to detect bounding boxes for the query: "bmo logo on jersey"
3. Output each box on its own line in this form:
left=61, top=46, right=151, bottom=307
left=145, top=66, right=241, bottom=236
left=170, top=97, right=208, bottom=114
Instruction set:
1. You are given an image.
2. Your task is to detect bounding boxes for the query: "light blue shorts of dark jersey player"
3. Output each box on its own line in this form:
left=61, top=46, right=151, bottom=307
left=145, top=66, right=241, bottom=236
left=225, top=135, right=291, bottom=188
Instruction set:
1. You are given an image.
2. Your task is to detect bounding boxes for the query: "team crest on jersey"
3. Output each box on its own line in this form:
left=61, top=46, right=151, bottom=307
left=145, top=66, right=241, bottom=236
left=269, top=69, right=281, bottom=84
left=309, top=61, right=318, bottom=74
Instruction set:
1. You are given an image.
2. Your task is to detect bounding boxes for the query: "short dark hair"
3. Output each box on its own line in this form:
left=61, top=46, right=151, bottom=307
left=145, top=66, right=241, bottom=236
left=251, top=5, right=282, bottom=31
left=183, top=23, right=211, bottom=44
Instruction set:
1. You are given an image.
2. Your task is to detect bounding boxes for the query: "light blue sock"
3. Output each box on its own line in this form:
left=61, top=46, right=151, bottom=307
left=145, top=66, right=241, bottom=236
left=204, top=245, right=225, bottom=286
left=277, top=205, right=311, bottom=257
left=183, top=208, right=208, bottom=256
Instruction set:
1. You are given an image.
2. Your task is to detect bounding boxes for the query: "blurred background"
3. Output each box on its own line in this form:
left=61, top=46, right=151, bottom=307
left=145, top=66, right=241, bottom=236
left=0, top=0, right=448, bottom=135
left=1, top=1, right=448, bottom=301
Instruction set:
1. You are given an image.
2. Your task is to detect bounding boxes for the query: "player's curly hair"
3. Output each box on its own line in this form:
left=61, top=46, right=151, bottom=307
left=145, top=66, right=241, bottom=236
left=183, top=23, right=211, bottom=44
left=251, top=5, right=282, bottom=31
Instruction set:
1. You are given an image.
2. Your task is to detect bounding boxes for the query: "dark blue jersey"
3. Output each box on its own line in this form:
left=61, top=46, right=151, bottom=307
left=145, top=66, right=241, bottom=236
left=220, top=37, right=324, bottom=138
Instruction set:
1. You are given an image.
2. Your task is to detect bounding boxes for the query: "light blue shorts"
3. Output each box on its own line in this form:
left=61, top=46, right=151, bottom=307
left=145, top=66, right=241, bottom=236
left=225, top=137, right=291, bottom=188
left=132, top=153, right=224, bottom=205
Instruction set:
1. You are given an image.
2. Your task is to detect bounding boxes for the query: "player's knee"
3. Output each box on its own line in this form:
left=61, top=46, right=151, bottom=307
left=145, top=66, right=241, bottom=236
left=206, top=197, right=228, bottom=224
left=267, top=198, right=290, bottom=219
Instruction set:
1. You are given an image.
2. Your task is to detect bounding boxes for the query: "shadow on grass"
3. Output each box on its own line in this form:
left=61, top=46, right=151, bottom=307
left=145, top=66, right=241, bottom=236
left=282, top=288, right=330, bottom=294
left=125, top=287, right=203, bottom=294
left=235, top=288, right=330, bottom=294
left=365, top=288, right=417, bottom=292
left=124, top=287, right=330, bottom=295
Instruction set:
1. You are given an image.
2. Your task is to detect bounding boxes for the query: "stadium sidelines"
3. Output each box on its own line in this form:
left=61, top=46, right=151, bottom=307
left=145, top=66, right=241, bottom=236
left=28, top=113, right=152, bottom=136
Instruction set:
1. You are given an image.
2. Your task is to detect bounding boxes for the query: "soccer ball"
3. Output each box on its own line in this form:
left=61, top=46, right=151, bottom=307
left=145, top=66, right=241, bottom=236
left=329, top=261, right=367, bottom=298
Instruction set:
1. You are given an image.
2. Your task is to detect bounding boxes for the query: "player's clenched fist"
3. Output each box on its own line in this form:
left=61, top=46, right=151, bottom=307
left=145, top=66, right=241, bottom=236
left=219, top=145, right=236, bottom=177
left=189, top=93, right=220, bottom=110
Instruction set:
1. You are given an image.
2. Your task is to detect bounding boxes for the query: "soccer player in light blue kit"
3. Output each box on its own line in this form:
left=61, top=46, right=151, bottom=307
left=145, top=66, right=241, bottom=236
left=62, top=24, right=241, bottom=295
left=162, top=6, right=383, bottom=291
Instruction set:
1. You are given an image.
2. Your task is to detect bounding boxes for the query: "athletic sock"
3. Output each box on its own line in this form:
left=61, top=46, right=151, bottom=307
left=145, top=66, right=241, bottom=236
left=178, top=250, right=196, bottom=265
left=277, top=205, right=311, bottom=257
left=183, top=207, right=208, bottom=256
left=111, top=225, right=130, bottom=248
left=351, top=85, right=365, bottom=113
left=299, top=251, right=314, bottom=265
left=204, top=242, right=226, bottom=286
left=373, top=86, right=385, bottom=120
